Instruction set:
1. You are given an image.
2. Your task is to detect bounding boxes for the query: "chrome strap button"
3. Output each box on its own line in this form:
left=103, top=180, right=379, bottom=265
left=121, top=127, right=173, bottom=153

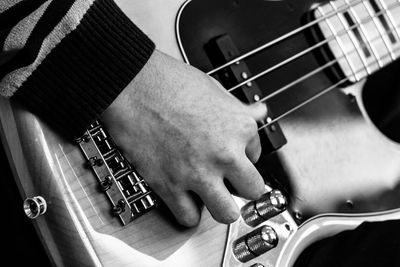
left=23, top=196, right=47, bottom=219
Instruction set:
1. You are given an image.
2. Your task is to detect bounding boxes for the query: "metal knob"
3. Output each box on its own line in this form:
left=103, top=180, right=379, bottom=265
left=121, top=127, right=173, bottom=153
left=241, top=189, right=287, bottom=227
left=232, top=225, right=278, bottom=262
left=23, top=196, right=47, bottom=219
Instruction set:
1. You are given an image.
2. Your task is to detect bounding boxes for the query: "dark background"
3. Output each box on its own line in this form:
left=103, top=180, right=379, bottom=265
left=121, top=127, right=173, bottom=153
left=1, top=144, right=52, bottom=266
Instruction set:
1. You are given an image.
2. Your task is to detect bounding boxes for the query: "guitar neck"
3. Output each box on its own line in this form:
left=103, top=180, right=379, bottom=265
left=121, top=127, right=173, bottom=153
left=315, top=0, right=400, bottom=83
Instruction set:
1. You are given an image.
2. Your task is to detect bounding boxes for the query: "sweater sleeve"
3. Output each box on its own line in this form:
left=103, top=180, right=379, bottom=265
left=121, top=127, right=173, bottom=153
left=0, top=0, right=155, bottom=139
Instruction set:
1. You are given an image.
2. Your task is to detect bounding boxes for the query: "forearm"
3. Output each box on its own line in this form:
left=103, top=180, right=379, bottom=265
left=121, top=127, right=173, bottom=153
left=0, top=0, right=154, bottom=139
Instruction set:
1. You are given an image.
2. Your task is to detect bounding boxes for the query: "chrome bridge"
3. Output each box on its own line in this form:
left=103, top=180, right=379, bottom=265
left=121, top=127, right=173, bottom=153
left=76, top=120, right=157, bottom=225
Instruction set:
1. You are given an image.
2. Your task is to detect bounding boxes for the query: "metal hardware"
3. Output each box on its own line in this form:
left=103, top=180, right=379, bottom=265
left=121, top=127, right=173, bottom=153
left=112, top=199, right=126, bottom=215
left=87, top=156, right=103, bottom=167
left=223, top=185, right=297, bottom=267
left=23, top=196, right=47, bottom=219
left=294, top=210, right=303, bottom=221
left=77, top=120, right=157, bottom=225
left=346, top=199, right=355, bottom=209
left=241, top=189, right=288, bottom=227
left=284, top=223, right=292, bottom=232
left=100, top=175, right=113, bottom=191
left=233, top=225, right=278, bottom=263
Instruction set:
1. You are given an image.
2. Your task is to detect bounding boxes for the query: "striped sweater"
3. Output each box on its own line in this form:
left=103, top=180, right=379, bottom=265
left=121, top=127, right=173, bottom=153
left=0, top=0, right=155, bottom=139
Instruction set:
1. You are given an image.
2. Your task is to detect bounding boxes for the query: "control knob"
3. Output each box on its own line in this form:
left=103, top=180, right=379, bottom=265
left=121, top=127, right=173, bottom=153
left=232, top=225, right=278, bottom=262
left=241, top=189, right=287, bottom=227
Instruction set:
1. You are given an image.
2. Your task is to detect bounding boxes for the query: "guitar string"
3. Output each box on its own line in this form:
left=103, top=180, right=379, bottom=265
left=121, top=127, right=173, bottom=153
left=226, top=1, right=400, bottom=94
left=258, top=79, right=347, bottom=130
left=257, top=43, right=400, bottom=131
left=206, top=0, right=386, bottom=76
left=259, top=26, right=399, bottom=104
left=201, top=1, right=400, bottom=130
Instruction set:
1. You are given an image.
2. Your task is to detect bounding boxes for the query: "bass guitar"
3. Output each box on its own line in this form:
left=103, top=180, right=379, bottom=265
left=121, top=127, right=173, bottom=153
left=1, top=0, right=400, bottom=266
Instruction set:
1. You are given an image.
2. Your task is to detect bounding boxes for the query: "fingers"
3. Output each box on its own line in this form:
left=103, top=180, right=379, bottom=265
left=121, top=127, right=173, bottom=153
left=226, top=155, right=265, bottom=200
left=247, top=102, right=268, bottom=122
left=244, top=102, right=265, bottom=163
left=246, top=134, right=262, bottom=163
left=159, top=190, right=201, bottom=227
left=195, top=178, right=240, bottom=224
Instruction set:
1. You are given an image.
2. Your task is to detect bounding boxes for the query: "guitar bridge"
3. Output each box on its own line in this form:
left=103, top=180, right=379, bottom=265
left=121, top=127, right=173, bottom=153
left=76, top=120, right=157, bottom=225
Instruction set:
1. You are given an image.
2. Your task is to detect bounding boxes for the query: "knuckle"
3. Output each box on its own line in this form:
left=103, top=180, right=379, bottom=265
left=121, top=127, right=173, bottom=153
left=190, top=169, right=212, bottom=189
left=215, top=148, right=239, bottom=167
left=241, top=115, right=258, bottom=132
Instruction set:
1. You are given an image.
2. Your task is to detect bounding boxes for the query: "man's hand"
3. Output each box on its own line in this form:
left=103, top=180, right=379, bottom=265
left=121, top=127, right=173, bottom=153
left=101, top=50, right=267, bottom=227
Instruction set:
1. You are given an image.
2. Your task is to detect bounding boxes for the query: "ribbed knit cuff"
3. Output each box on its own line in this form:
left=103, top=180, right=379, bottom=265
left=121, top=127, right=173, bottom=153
left=13, top=0, right=155, bottom=140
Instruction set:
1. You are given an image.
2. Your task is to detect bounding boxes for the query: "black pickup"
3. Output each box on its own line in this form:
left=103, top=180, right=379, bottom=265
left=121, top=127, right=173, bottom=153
left=205, top=34, right=287, bottom=153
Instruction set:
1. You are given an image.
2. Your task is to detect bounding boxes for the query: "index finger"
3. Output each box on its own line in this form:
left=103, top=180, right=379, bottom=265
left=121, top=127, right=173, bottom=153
left=225, top=155, right=266, bottom=200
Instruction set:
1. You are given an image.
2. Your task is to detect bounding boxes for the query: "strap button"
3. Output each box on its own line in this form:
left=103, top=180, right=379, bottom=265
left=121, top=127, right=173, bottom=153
left=23, top=196, right=47, bottom=219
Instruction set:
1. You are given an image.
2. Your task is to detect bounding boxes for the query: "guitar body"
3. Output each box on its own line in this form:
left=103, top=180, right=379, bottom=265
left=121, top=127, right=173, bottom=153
left=1, top=0, right=400, bottom=266
left=176, top=0, right=400, bottom=217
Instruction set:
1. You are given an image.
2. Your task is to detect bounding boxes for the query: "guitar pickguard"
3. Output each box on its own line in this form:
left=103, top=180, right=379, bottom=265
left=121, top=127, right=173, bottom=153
left=177, top=0, right=400, bottom=220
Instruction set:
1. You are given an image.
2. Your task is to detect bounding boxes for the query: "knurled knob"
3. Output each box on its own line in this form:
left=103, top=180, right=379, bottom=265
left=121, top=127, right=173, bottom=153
left=246, top=225, right=278, bottom=255
left=241, top=189, right=287, bottom=227
left=232, top=225, right=278, bottom=262
left=232, top=236, right=253, bottom=263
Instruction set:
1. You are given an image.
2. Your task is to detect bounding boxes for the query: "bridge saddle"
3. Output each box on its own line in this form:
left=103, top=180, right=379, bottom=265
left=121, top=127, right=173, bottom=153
left=76, top=120, right=158, bottom=225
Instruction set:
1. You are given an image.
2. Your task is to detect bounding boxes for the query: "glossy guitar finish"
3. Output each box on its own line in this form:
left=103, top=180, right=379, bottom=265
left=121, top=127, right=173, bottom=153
left=176, top=0, right=400, bottom=218
left=1, top=0, right=400, bottom=266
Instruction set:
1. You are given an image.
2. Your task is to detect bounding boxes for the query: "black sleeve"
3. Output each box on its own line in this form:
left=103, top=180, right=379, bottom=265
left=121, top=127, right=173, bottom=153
left=10, top=0, right=155, bottom=139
